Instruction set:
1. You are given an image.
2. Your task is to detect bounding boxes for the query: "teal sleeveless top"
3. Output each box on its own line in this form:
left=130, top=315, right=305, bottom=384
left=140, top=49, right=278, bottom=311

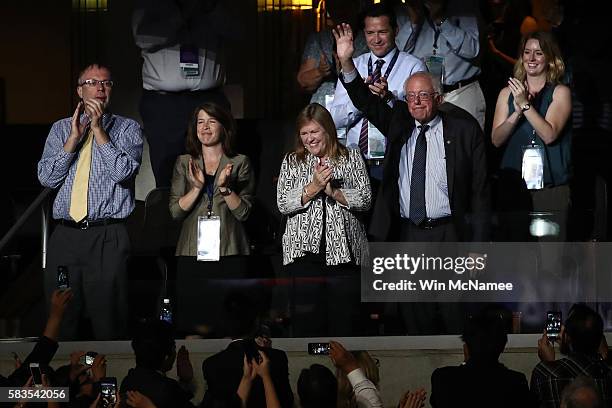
left=500, top=84, right=571, bottom=187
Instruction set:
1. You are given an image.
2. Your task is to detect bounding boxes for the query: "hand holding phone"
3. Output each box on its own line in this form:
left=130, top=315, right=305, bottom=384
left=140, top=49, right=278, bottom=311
left=100, top=377, right=117, bottom=407
left=57, top=266, right=70, bottom=290
left=79, top=351, right=98, bottom=367
left=29, top=363, right=42, bottom=387
left=308, top=342, right=330, bottom=355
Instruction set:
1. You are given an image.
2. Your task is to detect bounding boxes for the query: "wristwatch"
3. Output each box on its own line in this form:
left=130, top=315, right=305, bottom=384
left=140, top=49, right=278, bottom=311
left=219, top=187, right=232, bottom=196
left=521, top=103, right=531, bottom=112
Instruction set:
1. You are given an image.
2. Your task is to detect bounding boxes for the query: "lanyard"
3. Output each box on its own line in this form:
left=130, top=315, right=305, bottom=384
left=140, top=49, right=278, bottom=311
left=205, top=181, right=214, bottom=217
left=367, top=48, right=400, bottom=79
left=423, top=11, right=442, bottom=54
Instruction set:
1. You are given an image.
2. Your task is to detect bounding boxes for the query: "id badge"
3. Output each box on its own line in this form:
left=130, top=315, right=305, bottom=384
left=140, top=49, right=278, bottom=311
left=367, top=122, right=386, bottom=159
left=522, top=145, right=544, bottom=190
left=179, top=45, right=199, bottom=77
left=425, top=55, right=445, bottom=85
left=197, top=216, right=220, bottom=261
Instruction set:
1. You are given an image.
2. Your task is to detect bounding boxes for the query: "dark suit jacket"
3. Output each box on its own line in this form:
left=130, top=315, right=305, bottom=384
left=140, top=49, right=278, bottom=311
left=430, top=361, right=537, bottom=408
left=341, top=75, right=490, bottom=242
left=201, top=340, right=294, bottom=408
left=121, top=366, right=196, bottom=408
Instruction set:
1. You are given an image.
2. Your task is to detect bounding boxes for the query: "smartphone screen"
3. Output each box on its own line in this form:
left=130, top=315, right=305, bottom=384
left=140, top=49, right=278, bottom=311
left=57, top=266, right=69, bottom=290
left=308, top=342, right=330, bottom=355
left=100, top=377, right=117, bottom=406
left=80, top=351, right=98, bottom=366
left=30, top=363, right=42, bottom=386
left=546, top=311, right=562, bottom=340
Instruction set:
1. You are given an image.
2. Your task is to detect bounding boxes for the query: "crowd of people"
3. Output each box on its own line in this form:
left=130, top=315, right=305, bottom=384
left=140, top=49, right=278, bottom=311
left=2, top=292, right=611, bottom=408
left=33, top=0, right=584, bottom=340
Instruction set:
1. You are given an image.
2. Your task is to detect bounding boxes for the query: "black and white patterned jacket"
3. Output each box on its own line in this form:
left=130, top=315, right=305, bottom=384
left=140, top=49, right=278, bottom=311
left=277, top=148, right=371, bottom=266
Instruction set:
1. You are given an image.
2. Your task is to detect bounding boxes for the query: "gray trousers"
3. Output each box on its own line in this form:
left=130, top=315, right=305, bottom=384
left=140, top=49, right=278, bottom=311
left=45, top=223, right=129, bottom=340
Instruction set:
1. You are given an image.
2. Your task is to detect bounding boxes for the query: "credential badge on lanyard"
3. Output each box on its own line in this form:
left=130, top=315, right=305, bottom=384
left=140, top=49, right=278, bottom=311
left=196, top=182, right=220, bottom=261
left=180, top=45, right=200, bottom=77
left=521, top=130, right=544, bottom=190
left=424, top=22, right=445, bottom=85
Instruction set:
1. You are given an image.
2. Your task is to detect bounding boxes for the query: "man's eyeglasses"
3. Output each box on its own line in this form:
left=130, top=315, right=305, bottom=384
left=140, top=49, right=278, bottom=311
left=79, top=79, right=114, bottom=88
left=404, top=91, right=438, bottom=102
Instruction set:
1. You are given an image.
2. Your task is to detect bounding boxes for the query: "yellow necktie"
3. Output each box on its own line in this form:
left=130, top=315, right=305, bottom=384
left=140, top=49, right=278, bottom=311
left=69, top=130, right=94, bottom=222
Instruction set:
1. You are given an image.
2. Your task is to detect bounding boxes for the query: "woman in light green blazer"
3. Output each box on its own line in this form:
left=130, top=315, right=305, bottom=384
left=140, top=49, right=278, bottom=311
left=169, top=103, right=255, bottom=337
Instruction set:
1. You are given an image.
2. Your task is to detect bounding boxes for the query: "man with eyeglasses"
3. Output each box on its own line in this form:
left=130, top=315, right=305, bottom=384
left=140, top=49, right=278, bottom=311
left=334, top=24, right=490, bottom=334
left=37, top=63, right=143, bottom=340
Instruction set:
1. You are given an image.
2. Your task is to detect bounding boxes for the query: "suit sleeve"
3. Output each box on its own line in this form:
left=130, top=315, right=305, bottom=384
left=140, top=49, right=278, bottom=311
left=340, top=72, right=395, bottom=137
left=468, top=123, right=491, bottom=242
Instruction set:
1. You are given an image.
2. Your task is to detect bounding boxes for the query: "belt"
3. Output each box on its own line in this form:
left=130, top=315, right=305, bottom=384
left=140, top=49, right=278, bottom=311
left=443, top=76, right=479, bottom=93
left=58, top=218, right=124, bottom=230
left=401, top=216, right=453, bottom=230
left=366, top=159, right=384, bottom=166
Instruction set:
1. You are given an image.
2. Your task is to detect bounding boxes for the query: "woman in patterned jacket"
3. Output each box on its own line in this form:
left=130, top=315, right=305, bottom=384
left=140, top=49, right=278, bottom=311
left=277, top=103, right=371, bottom=336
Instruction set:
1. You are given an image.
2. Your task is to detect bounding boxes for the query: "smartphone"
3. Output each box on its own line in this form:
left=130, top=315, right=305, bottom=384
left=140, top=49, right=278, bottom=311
left=159, top=298, right=173, bottom=324
left=57, top=265, right=69, bottom=290
left=79, top=351, right=98, bottom=366
left=30, top=362, right=42, bottom=387
left=546, top=311, right=562, bottom=341
left=100, top=377, right=117, bottom=407
left=308, top=342, right=330, bottom=355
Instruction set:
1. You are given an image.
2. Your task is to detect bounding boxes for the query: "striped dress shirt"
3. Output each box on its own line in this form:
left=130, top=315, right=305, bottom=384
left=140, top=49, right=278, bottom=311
left=399, top=115, right=451, bottom=220
left=38, top=113, right=143, bottom=221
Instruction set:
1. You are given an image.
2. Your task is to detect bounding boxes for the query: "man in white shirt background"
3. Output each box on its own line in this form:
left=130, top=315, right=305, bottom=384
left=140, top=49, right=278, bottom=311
left=330, top=3, right=426, bottom=183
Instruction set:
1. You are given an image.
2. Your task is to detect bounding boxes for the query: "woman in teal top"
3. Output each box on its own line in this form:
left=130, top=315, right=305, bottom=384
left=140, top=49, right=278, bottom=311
left=491, top=31, right=571, bottom=240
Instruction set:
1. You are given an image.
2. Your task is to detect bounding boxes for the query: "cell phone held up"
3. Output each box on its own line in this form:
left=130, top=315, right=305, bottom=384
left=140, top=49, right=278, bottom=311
left=79, top=351, right=98, bottom=367
left=100, top=377, right=117, bottom=408
left=30, top=362, right=43, bottom=387
left=308, top=342, right=330, bottom=355
left=546, top=311, right=562, bottom=341
left=57, top=265, right=69, bottom=290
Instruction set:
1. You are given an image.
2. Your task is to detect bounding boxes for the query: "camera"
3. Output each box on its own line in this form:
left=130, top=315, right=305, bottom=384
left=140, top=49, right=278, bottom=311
left=308, top=342, right=330, bottom=355
left=100, top=377, right=117, bottom=407
left=57, top=265, right=69, bottom=290
left=546, top=311, right=562, bottom=341
left=79, top=351, right=98, bottom=366
left=30, top=363, right=43, bottom=387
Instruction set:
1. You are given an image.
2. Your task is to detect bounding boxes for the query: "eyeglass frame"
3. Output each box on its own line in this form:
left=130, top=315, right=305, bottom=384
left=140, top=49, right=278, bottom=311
left=78, top=79, right=114, bottom=88
left=404, top=91, right=439, bottom=102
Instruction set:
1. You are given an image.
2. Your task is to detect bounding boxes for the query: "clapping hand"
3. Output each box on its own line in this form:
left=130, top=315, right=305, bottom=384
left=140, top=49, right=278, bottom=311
left=69, top=101, right=90, bottom=143
left=313, top=161, right=333, bottom=191
left=83, top=98, right=105, bottom=130
left=368, top=76, right=390, bottom=99
left=398, top=388, right=427, bottom=408
left=188, top=158, right=205, bottom=191
left=508, top=77, right=530, bottom=110
left=217, top=163, right=233, bottom=188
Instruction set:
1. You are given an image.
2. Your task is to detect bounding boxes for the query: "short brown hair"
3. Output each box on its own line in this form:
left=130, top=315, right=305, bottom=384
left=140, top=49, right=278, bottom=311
left=77, top=63, right=112, bottom=84
left=293, top=103, right=347, bottom=162
left=185, top=103, right=236, bottom=158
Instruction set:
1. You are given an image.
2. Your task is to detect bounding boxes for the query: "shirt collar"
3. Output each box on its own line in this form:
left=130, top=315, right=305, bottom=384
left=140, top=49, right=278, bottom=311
left=414, top=114, right=441, bottom=130
left=369, top=47, right=398, bottom=67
